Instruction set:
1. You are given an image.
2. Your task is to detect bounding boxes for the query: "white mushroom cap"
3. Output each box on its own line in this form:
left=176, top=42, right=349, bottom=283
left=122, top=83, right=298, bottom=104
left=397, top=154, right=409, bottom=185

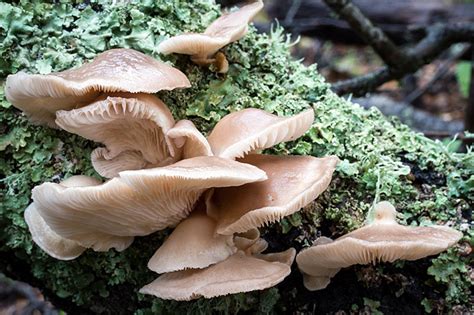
left=139, top=248, right=295, bottom=301
left=32, top=157, right=267, bottom=251
left=56, top=94, right=177, bottom=177
left=5, top=48, right=190, bottom=127
left=207, top=154, right=339, bottom=235
left=296, top=201, right=463, bottom=291
left=207, top=108, right=315, bottom=159
left=147, top=208, right=236, bottom=274
left=167, top=119, right=213, bottom=159
left=158, top=0, right=263, bottom=61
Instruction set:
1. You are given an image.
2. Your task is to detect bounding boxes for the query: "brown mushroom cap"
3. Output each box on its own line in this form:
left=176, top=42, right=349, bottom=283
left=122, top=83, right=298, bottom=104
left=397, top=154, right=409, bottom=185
left=56, top=93, right=177, bottom=177
left=139, top=248, right=295, bottom=301
left=157, top=0, right=263, bottom=61
left=207, top=108, right=315, bottom=159
left=90, top=149, right=148, bottom=178
left=167, top=119, right=213, bottom=159
left=147, top=208, right=236, bottom=274
left=5, top=48, right=190, bottom=126
left=207, top=154, right=339, bottom=235
left=32, top=157, right=267, bottom=251
left=296, top=201, right=463, bottom=291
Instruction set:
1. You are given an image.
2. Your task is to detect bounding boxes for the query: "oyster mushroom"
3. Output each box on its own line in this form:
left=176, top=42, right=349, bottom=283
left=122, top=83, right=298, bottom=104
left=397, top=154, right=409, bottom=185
left=5, top=48, right=190, bottom=126
left=140, top=247, right=295, bottom=301
left=207, top=108, right=315, bottom=159
left=31, top=156, right=267, bottom=252
left=158, top=0, right=263, bottom=72
left=296, top=201, right=463, bottom=291
left=56, top=93, right=177, bottom=178
left=207, top=154, right=339, bottom=235
left=167, top=120, right=213, bottom=159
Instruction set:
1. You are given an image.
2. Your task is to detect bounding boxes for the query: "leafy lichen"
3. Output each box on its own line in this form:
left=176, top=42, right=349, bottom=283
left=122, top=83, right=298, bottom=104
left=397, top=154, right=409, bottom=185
left=1, top=1, right=472, bottom=314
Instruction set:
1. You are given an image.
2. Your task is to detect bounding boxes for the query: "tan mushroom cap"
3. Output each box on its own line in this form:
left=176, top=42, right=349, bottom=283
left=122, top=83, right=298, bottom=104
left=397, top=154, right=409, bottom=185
left=207, top=108, right=315, bottom=159
left=167, top=120, right=213, bottom=159
left=139, top=248, right=295, bottom=301
left=5, top=48, right=190, bottom=126
left=24, top=203, right=86, bottom=260
left=296, top=201, right=463, bottom=291
left=32, top=157, right=267, bottom=251
left=147, top=208, right=236, bottom=274
left=23, top=175, right=102, bottom=260
left=157, top=0, right=263, bottom=61
left=56, top=93, right=177, bottom=177
left=207, top=154, right=339, bottom=235
left=91, top=149, right=148, bottom=178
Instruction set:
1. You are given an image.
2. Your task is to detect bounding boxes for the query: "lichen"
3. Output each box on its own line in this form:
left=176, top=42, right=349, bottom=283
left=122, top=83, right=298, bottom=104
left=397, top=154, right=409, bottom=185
left=0, top=1, right=472, bottom=314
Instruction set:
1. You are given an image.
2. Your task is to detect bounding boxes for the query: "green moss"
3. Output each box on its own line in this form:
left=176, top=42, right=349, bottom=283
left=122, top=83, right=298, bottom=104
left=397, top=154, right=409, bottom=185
left=1, top=1, right=472, bottom=313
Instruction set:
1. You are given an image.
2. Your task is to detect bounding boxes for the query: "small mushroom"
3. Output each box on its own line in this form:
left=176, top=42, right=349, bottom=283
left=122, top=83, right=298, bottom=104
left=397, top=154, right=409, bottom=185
left=147, top=208, right=236, bottom=274
left=139, top=248, right=296, bottom=301
left=167, top=120, right=213, bottom=159
left=296, top=201, right=463, bottom=291
left=5, top=48, right=190, bottom=126
left=158, top=0, right=263, bottom=71
left=56, top=93, right=177, bottom=177
left=207, top=108, right=315, bottom=159
left=32, top=156, right=267, bottom=252
left=207, top=154, right=339, bottom=235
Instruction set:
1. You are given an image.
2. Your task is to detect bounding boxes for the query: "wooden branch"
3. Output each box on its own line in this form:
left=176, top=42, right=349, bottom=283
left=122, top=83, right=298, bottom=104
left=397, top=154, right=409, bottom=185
left=331, top=22, right=474, bottom=96
left=322, top=0, right=410, bottom=68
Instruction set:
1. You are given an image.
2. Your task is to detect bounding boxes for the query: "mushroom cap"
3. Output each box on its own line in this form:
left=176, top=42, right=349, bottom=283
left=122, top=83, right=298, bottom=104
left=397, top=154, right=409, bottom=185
left=24, top=203, right=86, bottom=260
left=5, top=48, right=190, bottom=126
left=207, top=154, right=339, bottom=235
left=204, top=0, right=264, bottom=42
left=139, top=248, right=295, bottom=301
left=296, top=202, right=463, bottom=291
left=56, top=94, right=177, bottom=177
left=91, top=149, right=148, bottom=178
left=157, top=0, right=263, bottom=59
left=147, top=208, right=236, bottom=274
left=207, top=108, right=315, bottom=159
left=158, top=34, right=229, bottom=58
left=32, top=157, right=267, bottom=251
left=167, top=119, right=213, bottom=159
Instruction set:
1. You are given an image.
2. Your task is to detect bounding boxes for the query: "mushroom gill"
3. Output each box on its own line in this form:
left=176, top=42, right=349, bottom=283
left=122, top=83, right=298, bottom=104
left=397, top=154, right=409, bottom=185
left=207, top=154, right=339, bottom=235
left=158, top=0, right=263, bottom=71
left=31, top=157, right=267, bottom=252
left=296, top=201, right=463, bottom=291
left=5, top=48, right=190, bottom=126
left=56, top=93, right=177, bottom=178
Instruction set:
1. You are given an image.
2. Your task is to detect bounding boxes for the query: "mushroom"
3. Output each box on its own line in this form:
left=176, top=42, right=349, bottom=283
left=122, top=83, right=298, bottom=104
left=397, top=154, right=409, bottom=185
left=167, top=120, right=213, bottom=159
left=147, top=208, right=236, bottom=274
left=5, top=48, right=190, bottom=127
left=296, top=201, right=464, bottom=291
left=31, top=156, right=267, bottom=252
left=158, top=0, right=263, bottom=72
left=24, top=176, right=101, bottom=260
left=140, top=248, right=296, bottom=301
left=207, top=108, right=315, bottom=159
left=56, top=93, right=177, bottom=177
left=207, top=154, right=339, bottom=235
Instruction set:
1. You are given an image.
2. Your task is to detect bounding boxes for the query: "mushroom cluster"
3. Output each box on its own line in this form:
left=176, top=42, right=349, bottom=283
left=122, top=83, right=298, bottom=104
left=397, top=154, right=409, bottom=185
left=6, top=47, right=339, bottom=298
left=6, top=0, right=463, bottom=302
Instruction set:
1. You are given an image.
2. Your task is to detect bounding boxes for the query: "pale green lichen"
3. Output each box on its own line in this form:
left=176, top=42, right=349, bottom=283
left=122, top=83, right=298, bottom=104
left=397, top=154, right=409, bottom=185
left=1, top=0, right=472, bottom=314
